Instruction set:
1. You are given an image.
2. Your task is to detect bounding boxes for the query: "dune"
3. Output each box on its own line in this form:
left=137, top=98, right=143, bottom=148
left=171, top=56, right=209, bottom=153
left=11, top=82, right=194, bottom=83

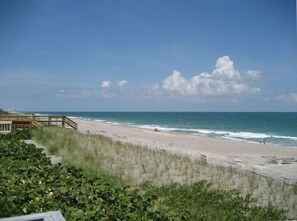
left=73, top=118, right=297, bottom=184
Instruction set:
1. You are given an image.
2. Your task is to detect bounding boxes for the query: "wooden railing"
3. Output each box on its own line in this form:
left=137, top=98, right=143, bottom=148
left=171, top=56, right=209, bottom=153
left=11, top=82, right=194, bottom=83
left=0, top=114, right=78, bottom=130
left=64, top=117, right=77, bottom=130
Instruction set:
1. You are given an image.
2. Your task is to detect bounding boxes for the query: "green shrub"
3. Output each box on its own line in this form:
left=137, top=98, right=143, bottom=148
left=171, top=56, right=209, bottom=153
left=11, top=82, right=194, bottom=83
left=142, top=181, right=286, bottom=221
left=0, top=132, right=179, bottom=220
left=0, top=129, right=33, bottom=140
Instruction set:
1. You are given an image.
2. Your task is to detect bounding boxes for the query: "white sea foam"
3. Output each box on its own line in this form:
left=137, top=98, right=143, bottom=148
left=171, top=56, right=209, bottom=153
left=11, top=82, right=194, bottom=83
left=195, top=129, right=229, bottom=135
left=79, top=117, right=93, bottom=121
left=138, top=125, right=173, bottom=131
left=34, top=113, right=48, bottom=116
left=81, top=118, right=297, bottom=146
left=94, top=119, right=105, bottom=122
left=226, top=131, right=270, bottom=139
left=158, top=126, right=296, bottom=143
left=137, top=125, right=287, bottom=141
left=106, top=121, right=120, bottom=125
left=272, top=135, right=297, bottom=141
left=225, top=136, right=263, bottom=143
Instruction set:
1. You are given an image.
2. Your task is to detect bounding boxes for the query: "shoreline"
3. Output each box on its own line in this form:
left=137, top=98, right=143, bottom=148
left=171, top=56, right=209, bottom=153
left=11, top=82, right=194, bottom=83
left=34, top=112, right=297, bottom=148
left=72, top=118, right=297, bottom=184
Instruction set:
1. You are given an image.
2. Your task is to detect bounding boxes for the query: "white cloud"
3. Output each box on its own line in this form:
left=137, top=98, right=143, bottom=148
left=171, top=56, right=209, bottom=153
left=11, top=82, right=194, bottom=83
left=275, top=93, right=297, bottom=103
left=213, top=56, right=240, bottom=79
left=118, top=80, right=128, bottom=88
left=152, top=84, right=160, bottom=90
left=163, top=70, right=193, bottom=94
left=291, top=93, right=297, bottom=102
left=246, top=70, right=262, bottom=80
left=56, top=89, right=91, bottom=98
left=146, top=84, right=162, bottom=96
left=162, top=56, right=260, bottom=96
left=102, top=80, right=111, bottom=88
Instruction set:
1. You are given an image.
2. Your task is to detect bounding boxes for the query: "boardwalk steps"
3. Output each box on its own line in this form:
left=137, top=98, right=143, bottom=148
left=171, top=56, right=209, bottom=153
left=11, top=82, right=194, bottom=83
left=0, top=114, right=78, bottom=130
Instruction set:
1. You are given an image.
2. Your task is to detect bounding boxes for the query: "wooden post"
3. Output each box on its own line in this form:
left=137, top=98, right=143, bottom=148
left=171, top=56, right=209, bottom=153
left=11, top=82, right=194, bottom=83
left=48, top=116, right=51, bottom=126
left=62, top=116, right=65, bottom=128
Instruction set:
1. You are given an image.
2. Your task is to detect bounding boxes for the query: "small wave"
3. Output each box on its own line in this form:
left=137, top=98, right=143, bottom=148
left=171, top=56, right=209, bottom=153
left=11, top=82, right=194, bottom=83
left=106, top=121, right=120, bottom=125
left=195, top=129, right=229, bottom=135
left=94, top=119, right=105, bottom=122
left=226, top=131, right=270, bottom=139
left=223, top=136, right=260, bottom=144
left=78, top=117, right=93, bottom=121
left=138, top=125, right=172, bottom=131
left=190, top=129, right=270, bottom=139
left=136, top=126, right=293, bottom=141
left=67, top=116, right=81, bottom=119
left=34, top=113, right=48, bottom=116
left=272, top=135, right=297, bottom=141
left=174, top=127, right=296, bottom=143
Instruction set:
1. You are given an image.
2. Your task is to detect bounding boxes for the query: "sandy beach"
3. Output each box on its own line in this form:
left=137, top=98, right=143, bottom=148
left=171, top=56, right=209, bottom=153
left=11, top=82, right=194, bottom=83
left=73, top=118, right=297, bottom=184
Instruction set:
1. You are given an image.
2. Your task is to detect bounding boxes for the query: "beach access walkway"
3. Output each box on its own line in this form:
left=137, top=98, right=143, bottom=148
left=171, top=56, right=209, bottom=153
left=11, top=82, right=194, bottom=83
left=0, top=114, right=78, bottom=130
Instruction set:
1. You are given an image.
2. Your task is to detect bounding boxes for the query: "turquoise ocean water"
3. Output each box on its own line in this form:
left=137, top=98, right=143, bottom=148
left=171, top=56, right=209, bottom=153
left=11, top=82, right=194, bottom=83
left=35, top=112, right=297, bottom=148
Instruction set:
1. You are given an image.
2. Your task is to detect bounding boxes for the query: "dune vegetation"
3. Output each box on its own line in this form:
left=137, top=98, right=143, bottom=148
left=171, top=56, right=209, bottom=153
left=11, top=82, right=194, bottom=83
left=0, top=127, right=293, bottom=220
left=1, top=130, right=181, bottom=220
left=31, top=126, right=297, bottom=219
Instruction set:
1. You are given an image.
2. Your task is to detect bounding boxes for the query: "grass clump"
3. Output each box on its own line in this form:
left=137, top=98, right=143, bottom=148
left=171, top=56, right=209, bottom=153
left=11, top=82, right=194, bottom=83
left=293, top=185, right=297, bottom=194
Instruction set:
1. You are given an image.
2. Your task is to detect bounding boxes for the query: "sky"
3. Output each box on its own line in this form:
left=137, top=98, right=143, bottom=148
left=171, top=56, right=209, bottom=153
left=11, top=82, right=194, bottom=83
left=0, top=0, right=296, bottom=111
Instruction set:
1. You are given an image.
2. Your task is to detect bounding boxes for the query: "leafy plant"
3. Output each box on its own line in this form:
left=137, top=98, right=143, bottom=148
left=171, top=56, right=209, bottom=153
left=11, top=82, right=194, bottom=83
left=0, top=131, right=179, bottom=220
left=142, top=181, right=286, bottom=221
left=0, top=128, right=33, bottom=140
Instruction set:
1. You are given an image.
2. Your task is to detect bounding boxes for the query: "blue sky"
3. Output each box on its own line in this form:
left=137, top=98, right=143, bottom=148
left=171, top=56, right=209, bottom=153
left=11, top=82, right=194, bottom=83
left=0, top=0, right=296, bottom=111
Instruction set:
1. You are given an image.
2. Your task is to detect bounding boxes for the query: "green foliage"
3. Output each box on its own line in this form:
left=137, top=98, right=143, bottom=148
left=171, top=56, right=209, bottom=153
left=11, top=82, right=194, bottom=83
left=47, top=144, right=59, bottom=155
left=293, top=185, right=297, bottom=194
left=142, top=181, right=286, bottom=221
left=0, top=128, right=33, bottom=140
left=3, top=129, right=287, bottom=220
left=32, top=127, right=289, bottom=220
left=0, top=131, right=178, bottom=220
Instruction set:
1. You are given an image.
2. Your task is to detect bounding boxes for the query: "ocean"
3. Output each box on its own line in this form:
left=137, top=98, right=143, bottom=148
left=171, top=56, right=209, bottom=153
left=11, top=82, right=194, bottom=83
left=34, top=112, right=297, bottom=148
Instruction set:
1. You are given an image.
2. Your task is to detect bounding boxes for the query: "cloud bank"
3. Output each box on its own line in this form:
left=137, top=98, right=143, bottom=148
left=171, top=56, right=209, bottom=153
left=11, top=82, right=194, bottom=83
left=162, top=56, right=260, bottom=96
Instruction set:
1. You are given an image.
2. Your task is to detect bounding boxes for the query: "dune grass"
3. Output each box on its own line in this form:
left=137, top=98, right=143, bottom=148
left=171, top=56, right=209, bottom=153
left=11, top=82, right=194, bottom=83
left=33, top=126, right=297, bottom=218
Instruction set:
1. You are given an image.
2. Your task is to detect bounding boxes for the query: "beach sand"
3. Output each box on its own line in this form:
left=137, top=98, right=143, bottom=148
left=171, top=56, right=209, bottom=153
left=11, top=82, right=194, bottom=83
left=74, top=118, right=297, bottom=184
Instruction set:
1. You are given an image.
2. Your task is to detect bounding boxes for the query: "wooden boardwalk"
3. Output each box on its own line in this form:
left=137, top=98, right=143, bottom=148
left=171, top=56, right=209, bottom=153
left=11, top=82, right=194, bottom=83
left=0, top=114, right=78, bottom=130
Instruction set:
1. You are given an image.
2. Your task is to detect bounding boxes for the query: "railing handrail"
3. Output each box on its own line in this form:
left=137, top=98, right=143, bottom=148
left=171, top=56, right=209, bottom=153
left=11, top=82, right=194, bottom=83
left=0, top=115, right=33, bottom=121
left=0, top=115, right=77, bottom=130
left=64, top=117, right=78, bottom=129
